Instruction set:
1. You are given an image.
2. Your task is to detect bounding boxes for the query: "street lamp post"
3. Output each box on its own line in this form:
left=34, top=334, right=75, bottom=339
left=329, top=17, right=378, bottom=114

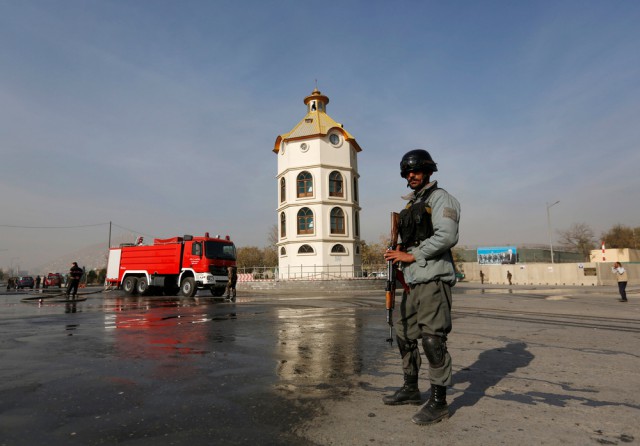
left=546, top=201, right=560, bottom=264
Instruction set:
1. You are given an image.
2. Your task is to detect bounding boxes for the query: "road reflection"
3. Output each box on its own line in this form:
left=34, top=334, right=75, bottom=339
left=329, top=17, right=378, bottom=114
left=103, top=297, right=237, bottom=359
left=274, top=307, right=362, bottom=398
left=96, top=294, right=366, bottom=399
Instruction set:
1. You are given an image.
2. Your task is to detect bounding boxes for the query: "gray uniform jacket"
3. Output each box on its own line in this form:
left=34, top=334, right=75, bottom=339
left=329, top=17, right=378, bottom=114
left=399, top=181, right=461, bottom=286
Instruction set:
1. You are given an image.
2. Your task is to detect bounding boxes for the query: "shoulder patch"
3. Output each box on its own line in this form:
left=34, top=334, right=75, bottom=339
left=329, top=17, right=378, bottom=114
left=443, top=207, right=458, bottom=221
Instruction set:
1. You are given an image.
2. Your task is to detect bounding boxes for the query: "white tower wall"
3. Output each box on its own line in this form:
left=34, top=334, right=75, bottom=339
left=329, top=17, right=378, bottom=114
left=274, top=89, right=362, bottom=279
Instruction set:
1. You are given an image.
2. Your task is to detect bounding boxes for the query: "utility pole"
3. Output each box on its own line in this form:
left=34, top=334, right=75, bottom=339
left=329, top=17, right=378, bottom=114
left=546, top=201, right=560, bottom=264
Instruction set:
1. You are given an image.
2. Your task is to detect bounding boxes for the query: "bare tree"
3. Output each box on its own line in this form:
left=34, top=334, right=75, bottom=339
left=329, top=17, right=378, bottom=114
left=262, top=247, right=278, bottom=268
left=236, top=246, right=264, bottom=269
left=360, top=239, right=386, bottom=267
left=558, top=223, right=596, bottom=261
left=267, top=224, right=278, bottom=248
left=601, top=224, right=640, bottom=249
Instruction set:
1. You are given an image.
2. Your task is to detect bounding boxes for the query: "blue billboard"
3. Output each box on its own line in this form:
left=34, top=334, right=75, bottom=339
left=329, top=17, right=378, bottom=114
left=477, top=246, right=517, bottom=264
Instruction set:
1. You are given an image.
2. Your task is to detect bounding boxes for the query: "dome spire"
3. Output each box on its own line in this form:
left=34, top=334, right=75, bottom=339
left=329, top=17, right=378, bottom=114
left=304, top=87, right=329, bottom=113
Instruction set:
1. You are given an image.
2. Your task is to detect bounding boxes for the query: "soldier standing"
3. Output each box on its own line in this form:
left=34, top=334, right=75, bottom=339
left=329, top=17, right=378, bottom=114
left=225, top=265, right=238, bottom=300
left=383, top=149, right=461, bottom=425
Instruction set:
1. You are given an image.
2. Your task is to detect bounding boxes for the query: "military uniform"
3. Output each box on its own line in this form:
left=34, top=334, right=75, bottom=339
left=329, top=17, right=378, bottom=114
left=396, top=181, right=460, bottom=388
left=383, top=150, right=460, bottom=426
left=225, top=266, right=238, bottom=299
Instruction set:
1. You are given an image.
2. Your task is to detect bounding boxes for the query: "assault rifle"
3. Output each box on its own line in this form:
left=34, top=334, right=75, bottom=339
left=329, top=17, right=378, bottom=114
left=385, top=212, right=400, bottom=344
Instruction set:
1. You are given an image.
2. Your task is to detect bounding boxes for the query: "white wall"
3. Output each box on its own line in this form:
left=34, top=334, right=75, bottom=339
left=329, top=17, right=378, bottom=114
left=462, top=261, right=638, bottom=286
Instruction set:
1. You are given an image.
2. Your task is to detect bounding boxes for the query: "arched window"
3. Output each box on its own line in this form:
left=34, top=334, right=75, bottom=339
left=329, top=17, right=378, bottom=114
left=330, top=207, right=345, bottom=234
left=297, top=207, right=314, bottom=234
left=297, top=171, right=313, bottom=198
left=354, top=211, right=360, bottom=237
left=298, top=244, right=314, bottom=254
left=280, top=177, right=286, bottom=203
left=353, top=177, right=359, bottom=202
left=331, top=244, right=346, bottom=253
left=280, top=212, right=286, bottom=238
left=280, top=247, right=287, bottom=256
left=355, top=245, right=361, bottom=255
left=329, top=171, right=344, bottom=197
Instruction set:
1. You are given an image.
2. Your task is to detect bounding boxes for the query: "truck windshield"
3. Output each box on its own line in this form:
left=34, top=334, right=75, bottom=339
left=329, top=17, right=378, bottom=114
left=204, top=241, right=236, bottom=260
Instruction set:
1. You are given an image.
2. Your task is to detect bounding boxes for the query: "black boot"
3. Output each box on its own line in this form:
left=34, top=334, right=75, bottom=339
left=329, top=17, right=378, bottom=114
left=382, top=375, right=422, bottom=405
left=412, top=384, right=449, bottom=425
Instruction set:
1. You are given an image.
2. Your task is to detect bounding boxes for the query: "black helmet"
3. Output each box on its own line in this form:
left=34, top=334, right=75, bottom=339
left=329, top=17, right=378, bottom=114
left=400, top=149, right=438, bottom=178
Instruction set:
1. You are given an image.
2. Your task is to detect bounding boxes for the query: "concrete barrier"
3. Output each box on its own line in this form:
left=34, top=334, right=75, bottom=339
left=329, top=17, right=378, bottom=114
left=462, top=261, right=639, bottom=286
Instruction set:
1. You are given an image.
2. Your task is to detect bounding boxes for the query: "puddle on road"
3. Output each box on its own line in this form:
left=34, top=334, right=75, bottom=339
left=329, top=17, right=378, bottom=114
left=4, top=290, right=387, bottom=401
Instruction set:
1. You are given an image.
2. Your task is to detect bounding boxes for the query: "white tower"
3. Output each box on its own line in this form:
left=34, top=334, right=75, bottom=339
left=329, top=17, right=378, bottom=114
left=273, top=89, right=363, bottom=279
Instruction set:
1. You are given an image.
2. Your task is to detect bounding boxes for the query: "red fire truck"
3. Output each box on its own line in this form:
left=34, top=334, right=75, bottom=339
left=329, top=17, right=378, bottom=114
left=106, top=233, right=236, bottom=298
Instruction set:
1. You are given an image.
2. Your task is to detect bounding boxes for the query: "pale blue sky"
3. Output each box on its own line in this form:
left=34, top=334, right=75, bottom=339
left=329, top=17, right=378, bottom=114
left=1, top=1, right=639, bottom=271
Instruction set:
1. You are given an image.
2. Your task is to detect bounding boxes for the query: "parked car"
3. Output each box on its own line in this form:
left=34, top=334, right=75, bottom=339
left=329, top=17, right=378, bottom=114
left=16, top=276, right=35, bottom=289
left=455, top=271, right=465, bottom=281
left=370, top=271, right=388, bottom=279
left=44, top=273, right=63, bottom=288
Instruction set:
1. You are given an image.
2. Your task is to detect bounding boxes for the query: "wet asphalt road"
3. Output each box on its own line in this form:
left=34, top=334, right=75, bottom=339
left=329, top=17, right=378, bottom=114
left=2, top=284, right=639, bottom=445
left=0, top=287, right=388, bottom=445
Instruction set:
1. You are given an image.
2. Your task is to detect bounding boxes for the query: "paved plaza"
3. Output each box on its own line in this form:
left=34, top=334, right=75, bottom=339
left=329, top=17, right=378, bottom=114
left=0, top=283, right=638, bottom=445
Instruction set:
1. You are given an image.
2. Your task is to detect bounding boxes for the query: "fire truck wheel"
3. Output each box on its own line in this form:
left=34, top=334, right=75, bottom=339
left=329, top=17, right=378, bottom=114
left=136, top=277, right=149, bottom=295
left=180, top=277, right=197, bottom=297
left=122, top=276, right=138, bottom=296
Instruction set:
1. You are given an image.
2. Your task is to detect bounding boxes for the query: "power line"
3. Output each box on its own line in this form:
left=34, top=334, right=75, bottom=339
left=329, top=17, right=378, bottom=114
left=0, top=222, right=154, bottom=238
left=1, top=221, right=158, bottom=242
left=0, top=223, right=109, bottom=229
left=110, top=223, right=157, bottom=239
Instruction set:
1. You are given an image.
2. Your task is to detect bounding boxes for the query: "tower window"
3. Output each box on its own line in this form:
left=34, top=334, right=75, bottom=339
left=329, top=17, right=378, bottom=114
left=329, top=171, right=344, bottom=197
left=280, top=212, right=286, bottom=238
left=331, top=244, right=346, bottom=254
left=297, top=207, right=314, bottom=235
left=330, top=207, right=345, bottom=235
left=280, top=177, right=286, bottom=203
left=353, top=178, right=359, bottom=202
left=298, top=244, right=314, bottom=254
left=354, top=211, right=360, bottom=237
left=280, top=247, right=287, bottom=256
left=297, top=171, right=313, bottom=198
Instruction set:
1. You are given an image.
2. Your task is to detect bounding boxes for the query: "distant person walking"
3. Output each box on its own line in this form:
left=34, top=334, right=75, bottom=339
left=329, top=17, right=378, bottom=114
left=66, top=262, right=83, bottom=299
left=612, top=262, right=628, bottom=302
left=480, top=270, right=485, bottom=284
left=507, top=270, right=512, bottom=285
left=35, top=275, right=41, bottom=289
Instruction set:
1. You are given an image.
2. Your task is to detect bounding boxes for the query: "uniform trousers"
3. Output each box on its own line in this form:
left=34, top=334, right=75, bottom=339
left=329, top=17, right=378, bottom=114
left=395, top=280, right=453, bottom=386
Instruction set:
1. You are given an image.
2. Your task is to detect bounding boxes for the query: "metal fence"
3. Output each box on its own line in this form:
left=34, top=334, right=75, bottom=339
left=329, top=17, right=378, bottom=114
left=238, top=264, right=388, bottom=281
